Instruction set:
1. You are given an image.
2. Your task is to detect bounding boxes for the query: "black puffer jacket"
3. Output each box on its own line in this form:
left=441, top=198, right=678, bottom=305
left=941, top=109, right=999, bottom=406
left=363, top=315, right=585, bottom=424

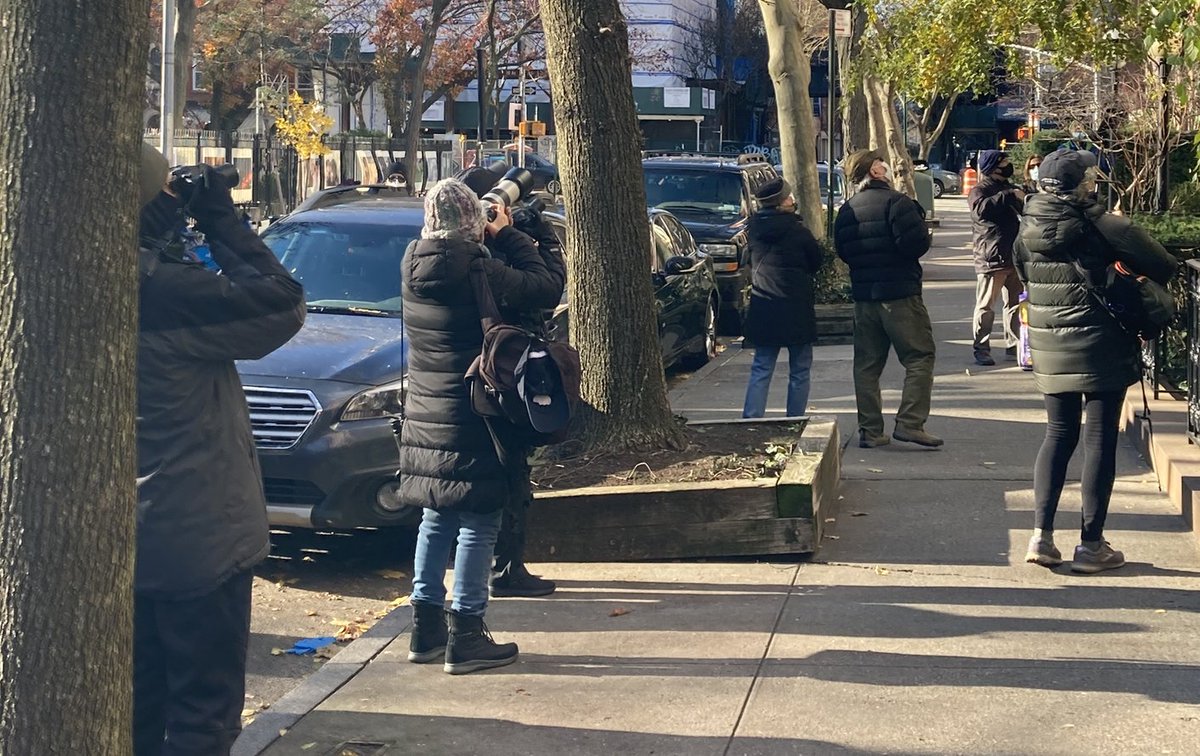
left=742, top=209, right=823, bottom=347
left=1015, top=193, right=1177, bottom=395
left=834, top=180, right=931, bottom=301
left=137, top=200, right=305, bottom=599
left=397, top=227, right=565, bottom=512
left=968, top=176, right=1023, bottom=273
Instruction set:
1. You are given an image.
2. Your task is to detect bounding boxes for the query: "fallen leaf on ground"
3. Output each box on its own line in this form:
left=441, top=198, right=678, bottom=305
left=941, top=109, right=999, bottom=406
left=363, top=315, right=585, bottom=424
left=824, top=517, right=836, bottom=523
left=333, top=619, right=371, bottom=642
left=278, top=729, right=288, bottom=737
left=867, top=468, right=884, bottom=474
left=376, top=569, right=406, bottom=580
left=982, top=461, right=996, bottom=466
left=389, top=595, right=410, bottom=608
left=825, top=535, right=840, bottom=540
left=301, top=744, right=317, bottom=751
left=305, top=610, right=319, bottom=617
left=270, top=648, right=285, bottom=656
left=241, top=709, right=255, bottom=718
left=609, top=607, right=632, bottom=617
left=875, top=567, right=890, bottom=575
left=1155, top=609, right=1168, bottom=614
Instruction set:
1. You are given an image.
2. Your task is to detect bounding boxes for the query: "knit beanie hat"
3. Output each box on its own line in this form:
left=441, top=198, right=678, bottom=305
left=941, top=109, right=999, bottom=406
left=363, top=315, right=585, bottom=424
left=755, top=177, right=791, bottom=207
left=977, top=149, right=1006, bottom=176
left=422, top=178, right=486, bottom=241
left=844, top=149, right=884, bottom=185
left=140, top=142, right=170, bottom=205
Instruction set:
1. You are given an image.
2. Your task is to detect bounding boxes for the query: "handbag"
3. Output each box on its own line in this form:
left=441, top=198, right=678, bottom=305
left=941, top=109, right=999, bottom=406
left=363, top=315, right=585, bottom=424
left=1074, top=221, right=1175, bottom=342
left=464, top=259, right=580, bottom=448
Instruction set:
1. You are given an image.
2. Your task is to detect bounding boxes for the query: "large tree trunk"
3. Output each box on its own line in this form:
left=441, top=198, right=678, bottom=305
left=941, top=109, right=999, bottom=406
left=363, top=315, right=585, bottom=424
left=0, top=0, right=143, bottom=751
left=865, top=75, right=887, bottom=155
left=540, top=0, right=686, bottom=451
left=757, top=0, right=824, bottom=239
left=865, top=77, right=915, bottom=197
left=841, top=6, right=869, bottom=153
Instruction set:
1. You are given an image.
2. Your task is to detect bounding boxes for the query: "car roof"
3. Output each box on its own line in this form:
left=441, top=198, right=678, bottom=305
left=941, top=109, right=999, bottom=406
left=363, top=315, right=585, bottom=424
left=273, top=199, right=426, bottom=228
left=642, top=153, right=772, bottom=172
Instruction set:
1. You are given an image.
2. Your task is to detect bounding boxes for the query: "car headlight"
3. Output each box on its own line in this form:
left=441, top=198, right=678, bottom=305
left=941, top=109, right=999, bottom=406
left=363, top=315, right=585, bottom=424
left=698, top=243, right=738, bottom=258
left=340, top=377, right=407, bottom=422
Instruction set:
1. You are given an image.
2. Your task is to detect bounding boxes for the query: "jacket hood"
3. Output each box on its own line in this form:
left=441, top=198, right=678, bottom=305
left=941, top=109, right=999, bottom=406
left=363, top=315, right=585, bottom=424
left=749, top=209, right=801, bottom=243
left=406, top=237, right=489, bottom=299
left=1018, top=193, right=1104, bottom=255
left=237, top=313, right=406, bottom=384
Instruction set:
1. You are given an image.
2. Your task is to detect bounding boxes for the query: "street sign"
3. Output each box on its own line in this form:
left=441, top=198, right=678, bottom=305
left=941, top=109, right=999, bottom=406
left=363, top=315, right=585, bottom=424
left=521, top=85, right=537, bottom=97
left=834, top=9, right=852, bottom=37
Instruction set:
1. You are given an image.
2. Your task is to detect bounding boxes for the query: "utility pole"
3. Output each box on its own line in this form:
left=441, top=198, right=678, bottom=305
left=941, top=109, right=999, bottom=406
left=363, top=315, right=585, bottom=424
left=159, top=0, right=176, bottom=161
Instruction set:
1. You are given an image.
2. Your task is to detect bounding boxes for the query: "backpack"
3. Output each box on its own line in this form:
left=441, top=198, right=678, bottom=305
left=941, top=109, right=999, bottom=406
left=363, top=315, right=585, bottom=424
left=464, top=260, right=580, bottom=449
left=1074, top=219, right=1175, bottom=342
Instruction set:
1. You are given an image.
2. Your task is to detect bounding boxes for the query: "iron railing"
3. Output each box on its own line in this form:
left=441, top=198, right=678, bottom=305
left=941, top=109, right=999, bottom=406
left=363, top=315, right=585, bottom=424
left=1186, top=259, right=1200, bottom=444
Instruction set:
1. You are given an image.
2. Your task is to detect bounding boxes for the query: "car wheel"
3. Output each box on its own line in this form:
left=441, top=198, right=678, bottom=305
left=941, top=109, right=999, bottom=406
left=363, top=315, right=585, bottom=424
left=933, top=180, right=944, bottom=198
left=682, top=300, right=719, bottom=370
left=546, top=178, right=562, bottom=195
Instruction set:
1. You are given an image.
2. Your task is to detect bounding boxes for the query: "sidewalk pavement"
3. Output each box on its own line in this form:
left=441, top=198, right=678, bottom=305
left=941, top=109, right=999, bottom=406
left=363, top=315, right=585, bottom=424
left=239, top=201, right=1200, bottom=755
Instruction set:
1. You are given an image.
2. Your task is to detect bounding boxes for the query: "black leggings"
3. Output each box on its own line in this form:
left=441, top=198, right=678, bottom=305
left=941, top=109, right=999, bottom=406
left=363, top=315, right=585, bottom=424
left=1033, top=390, right=1125, bottom=542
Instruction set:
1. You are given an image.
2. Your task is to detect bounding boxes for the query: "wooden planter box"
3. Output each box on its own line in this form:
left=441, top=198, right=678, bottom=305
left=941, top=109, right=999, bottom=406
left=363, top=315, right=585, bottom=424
left=525, top=417, right=841, bottom=561
left=815, top=302, right=855, bottom=346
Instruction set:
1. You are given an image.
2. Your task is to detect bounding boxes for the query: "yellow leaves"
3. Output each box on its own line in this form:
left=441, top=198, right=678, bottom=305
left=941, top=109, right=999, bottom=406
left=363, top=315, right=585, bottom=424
left=332, top=618, right=371, bottom=642
left=269, top=91, right=332, bottom=160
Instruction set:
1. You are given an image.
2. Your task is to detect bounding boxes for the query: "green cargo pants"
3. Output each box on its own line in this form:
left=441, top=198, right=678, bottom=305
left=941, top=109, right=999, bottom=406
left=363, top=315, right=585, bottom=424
left=853, top=295, right=936, bottom=437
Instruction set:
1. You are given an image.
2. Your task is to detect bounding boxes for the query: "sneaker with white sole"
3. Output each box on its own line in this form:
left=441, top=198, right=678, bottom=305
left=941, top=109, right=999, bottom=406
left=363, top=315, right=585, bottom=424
left=1024, top=535, right=1062, bottom=567
left=1071, top=541, right=1126, bottom=574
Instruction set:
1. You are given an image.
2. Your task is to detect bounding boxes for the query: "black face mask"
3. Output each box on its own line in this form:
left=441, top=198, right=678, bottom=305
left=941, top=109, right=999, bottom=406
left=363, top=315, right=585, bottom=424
left=997, top=164, right=1015, bottom=179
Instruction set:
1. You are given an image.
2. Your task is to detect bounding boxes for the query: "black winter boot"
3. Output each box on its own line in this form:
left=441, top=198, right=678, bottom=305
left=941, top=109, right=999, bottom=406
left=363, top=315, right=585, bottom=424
left=491, top=562, right=556, bottom=598
left=443, top=611, right=518, bottom=675
left=408, top=602, right=448, bottom=663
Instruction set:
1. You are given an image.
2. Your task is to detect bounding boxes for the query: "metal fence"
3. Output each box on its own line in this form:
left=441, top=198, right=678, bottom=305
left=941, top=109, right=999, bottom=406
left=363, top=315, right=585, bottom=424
left=1186, top=259, right=1200, bottom=444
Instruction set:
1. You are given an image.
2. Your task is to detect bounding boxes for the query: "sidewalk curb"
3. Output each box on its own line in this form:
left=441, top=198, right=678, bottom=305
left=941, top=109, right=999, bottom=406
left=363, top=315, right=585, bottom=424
left=232, top=605, right=412, bottom=756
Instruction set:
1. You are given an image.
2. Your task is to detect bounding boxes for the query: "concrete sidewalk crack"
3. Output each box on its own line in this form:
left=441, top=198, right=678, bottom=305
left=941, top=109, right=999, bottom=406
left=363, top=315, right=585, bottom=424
left=722, top=562, right=801, bottom=756
left=806, top=560, right=1035, bottom=585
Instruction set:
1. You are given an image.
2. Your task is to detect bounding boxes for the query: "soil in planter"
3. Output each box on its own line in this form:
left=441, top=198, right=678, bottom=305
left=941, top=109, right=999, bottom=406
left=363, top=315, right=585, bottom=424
left=531, top=421, right=807, bottom=491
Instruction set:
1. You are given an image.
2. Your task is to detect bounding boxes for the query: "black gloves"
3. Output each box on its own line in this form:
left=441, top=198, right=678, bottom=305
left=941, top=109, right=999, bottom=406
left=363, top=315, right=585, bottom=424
left=139, top=191, right=184, bottom=242
left=185, top=165, right=239, bottom=235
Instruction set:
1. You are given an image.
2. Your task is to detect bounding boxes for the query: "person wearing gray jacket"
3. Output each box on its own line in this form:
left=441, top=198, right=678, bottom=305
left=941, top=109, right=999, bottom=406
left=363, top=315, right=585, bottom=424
left=133, top=144, right=305, bottom=755
left=1015, top=149, right=1176, bottom=574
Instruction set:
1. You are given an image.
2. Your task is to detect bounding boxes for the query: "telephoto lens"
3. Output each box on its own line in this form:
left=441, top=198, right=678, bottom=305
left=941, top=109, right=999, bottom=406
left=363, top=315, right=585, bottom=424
left=482, top=167, right=535, bottom=220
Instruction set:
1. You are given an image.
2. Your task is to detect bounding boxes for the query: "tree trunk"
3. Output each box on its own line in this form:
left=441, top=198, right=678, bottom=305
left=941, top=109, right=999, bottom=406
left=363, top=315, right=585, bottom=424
left=757, top=0, right=824, bottom=239
left=0, top=0, right=143, bottom=751
left=841, top=6, right=869, bottom=152
left=540, top=0, right=686, bottom=451
left=865, top=75, right=886, bottom=153
left=174, top=0, right=200, bottom=130
left=879, top=81, right=916, bottom=198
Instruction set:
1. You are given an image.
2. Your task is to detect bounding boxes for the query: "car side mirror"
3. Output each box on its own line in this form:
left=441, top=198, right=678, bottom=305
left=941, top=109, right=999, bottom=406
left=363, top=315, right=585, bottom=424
left=664, top=255, right=695, bottom=276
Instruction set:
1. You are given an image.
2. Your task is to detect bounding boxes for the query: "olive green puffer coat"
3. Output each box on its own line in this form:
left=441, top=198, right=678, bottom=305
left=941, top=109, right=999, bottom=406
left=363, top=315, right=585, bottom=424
left=1014, top=193, right=1177, bottom=395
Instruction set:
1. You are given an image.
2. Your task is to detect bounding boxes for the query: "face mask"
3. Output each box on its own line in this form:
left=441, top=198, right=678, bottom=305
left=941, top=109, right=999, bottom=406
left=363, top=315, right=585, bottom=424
left=879, top=163, right=892, bottom=182
left=1030, top=167, right=1040, bottom=181
left=998, top=164, right=1015, bottom=179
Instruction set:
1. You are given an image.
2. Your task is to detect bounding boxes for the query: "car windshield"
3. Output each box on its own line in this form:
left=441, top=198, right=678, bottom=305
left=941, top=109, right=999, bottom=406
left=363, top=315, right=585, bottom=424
left=643, top=169, right=742, bottom=219
left=263, top=221, right=416, bottom=315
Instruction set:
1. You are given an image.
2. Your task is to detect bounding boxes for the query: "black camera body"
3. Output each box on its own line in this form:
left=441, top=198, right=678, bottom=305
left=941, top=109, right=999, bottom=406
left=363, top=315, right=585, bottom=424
left=168, top=163, right=240, bottom=205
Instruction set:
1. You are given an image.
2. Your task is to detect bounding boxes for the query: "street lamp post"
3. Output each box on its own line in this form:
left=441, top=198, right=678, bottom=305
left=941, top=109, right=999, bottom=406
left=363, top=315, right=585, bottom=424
left=160, top=0, right=176, bottom=161
left=818, top=0, right=851, bottom=238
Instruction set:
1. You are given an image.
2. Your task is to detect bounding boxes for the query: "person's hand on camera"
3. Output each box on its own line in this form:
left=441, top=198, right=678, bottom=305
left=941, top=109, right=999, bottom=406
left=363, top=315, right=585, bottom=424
left=187, top=166, right=238, bottom=233
left=485, top=204, right=511, bottom=237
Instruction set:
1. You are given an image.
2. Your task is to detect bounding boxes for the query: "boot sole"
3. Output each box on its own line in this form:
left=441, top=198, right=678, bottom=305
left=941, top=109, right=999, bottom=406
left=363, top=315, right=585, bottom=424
left=1070, top=559, right=1126, bottom=574
left=892, top=433, right=944, bottom=448
left=443, top=653, right=518, bottom=675
left=407, top=646, right=446, bottom=663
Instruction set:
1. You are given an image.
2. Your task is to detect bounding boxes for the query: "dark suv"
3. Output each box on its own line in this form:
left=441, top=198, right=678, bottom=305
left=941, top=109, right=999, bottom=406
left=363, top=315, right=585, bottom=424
left=642, top=152, right=780, bottom=333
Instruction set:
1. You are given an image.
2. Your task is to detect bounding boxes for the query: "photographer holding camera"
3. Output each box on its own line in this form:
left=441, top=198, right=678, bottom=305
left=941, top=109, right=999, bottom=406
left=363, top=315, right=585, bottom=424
left=133, top=144, right=305, bottom=755
left=459, top=165, right=566, bottom=598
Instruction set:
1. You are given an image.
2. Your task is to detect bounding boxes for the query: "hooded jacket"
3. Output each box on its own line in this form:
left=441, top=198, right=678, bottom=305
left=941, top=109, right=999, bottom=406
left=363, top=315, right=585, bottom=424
left=833, top=180, right=931, bottom=301
left=742, top=208, right=823, bottom=347
left=1014, top=193, right=1177, bottom=395
left=968, top=176, right=1023, bottom=273
left=136, top=204, right=305, bottom=599
left=397, top=226, right=565, bottom=513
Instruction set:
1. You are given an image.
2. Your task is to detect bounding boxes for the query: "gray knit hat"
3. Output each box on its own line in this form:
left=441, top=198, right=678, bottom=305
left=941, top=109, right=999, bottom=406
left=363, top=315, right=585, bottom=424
left=422, top=178, right=486, bottom=241
left=141, top=142, right=170, bottom=205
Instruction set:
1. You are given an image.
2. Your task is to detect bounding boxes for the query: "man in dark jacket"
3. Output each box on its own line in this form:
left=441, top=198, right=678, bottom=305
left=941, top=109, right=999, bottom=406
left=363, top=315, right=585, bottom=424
left=968, top=149, right=1025, bottom=366
left=134, top=144, right=305, bottom=754
left=741, top=177, right=824, bottom=417
left=399, top=178, right=565, bottom=674
left=458, top=165, right=566, bottom=598
left=835, top=149, right=941, bottom=449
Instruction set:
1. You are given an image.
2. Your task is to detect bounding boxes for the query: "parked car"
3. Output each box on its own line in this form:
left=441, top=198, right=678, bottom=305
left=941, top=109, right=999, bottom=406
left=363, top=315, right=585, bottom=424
left=238, top=186, right=716, bottom=529
left=642, top=152, right=780, bottom=333
left=543, top=208, right=719, bottom=371
left=773, top=163, right=846, bottom=210
left=914, top=160, right=961, bottom=197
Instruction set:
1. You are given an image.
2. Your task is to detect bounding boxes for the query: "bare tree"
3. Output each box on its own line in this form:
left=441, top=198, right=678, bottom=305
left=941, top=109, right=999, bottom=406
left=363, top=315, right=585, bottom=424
left=0, top=0, right=145, bottom=750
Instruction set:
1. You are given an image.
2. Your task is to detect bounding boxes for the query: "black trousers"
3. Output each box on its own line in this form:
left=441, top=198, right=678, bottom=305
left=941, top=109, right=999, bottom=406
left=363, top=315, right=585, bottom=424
left=134, top=570, right=253, bottom=756
left=494, top=460, right=532, bottom=573
left=1033, top=390, right=1124, bottom=542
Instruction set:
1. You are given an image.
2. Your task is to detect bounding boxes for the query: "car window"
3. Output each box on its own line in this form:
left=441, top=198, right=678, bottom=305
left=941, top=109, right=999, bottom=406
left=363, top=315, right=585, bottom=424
left=660, top=214, right=696, bottom=256
left=263, top=221, right=416, bottom=312
left=643, top=168, right=743, bottom=221
left=650, top=223, right=673, bottom=272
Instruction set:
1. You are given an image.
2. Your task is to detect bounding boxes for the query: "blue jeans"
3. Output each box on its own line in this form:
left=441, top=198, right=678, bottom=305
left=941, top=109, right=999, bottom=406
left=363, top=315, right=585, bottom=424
left=743, top=343, right=814, bottom=418
left=411, top=507, right=503, bottom=616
